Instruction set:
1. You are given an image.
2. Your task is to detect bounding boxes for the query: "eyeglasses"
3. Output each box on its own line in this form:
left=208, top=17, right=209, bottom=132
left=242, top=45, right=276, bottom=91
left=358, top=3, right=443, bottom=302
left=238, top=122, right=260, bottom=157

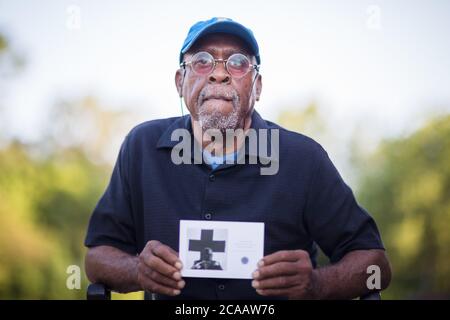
left=181, top=51, right=260, bottom=79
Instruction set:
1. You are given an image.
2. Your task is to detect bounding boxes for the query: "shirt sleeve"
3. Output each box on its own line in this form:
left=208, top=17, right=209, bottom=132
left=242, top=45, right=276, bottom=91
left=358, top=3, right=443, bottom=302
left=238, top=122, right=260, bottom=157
left=84, top=135, right=138, bottom=255
left=303, top=144, right=385, bottom=263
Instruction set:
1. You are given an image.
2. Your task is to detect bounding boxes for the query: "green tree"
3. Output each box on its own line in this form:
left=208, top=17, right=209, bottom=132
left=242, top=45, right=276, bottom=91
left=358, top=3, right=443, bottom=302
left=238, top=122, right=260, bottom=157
left=0, top=140, right=110, bottom=298
left=357, top=115, right=450, bottom=299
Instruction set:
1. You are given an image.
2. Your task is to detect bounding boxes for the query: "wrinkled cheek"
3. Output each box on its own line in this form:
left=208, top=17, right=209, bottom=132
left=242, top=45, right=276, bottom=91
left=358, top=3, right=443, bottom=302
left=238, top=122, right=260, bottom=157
left=186, top=80, right=205, bottom=115
left=237, top=82, right=251, bottom=102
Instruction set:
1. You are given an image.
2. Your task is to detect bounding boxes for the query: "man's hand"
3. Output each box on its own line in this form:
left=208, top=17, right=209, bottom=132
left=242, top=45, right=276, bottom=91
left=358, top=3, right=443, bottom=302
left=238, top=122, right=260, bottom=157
left=252, top=250, right=317, bottom=299
left=137, top=240, right=185, bottom=296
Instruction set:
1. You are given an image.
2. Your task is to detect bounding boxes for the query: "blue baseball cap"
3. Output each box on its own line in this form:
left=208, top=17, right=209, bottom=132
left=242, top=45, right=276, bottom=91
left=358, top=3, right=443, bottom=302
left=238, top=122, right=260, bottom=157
left=179, top=17, right=261, bottom=65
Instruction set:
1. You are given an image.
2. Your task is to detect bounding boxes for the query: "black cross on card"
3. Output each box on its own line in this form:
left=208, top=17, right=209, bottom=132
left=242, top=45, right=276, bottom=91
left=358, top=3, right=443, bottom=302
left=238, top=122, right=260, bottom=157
left=188, top=229, right=225, bottom=253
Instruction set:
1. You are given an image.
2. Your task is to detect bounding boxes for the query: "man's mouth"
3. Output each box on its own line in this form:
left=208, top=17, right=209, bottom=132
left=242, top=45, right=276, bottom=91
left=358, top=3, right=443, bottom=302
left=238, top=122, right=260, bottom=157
left=203, top=95, right=233, bottom=102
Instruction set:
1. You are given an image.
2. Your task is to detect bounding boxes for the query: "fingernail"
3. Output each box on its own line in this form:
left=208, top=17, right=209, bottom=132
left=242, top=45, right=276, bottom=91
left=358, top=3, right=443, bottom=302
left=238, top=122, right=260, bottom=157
left=252, top=271, right=260, bottom=279
left=178, top=280, right=185, bottom=289
left=175, top=261, right=183, bottom=269
left=257, top=260, right=264, bottom=267
left=173, top=272, right=181, bottom=280
left=173, top=289, right=180, bottom=295
left=256, top=289, right=264, bottom=295
left=252, top=280, right=259, bottom=288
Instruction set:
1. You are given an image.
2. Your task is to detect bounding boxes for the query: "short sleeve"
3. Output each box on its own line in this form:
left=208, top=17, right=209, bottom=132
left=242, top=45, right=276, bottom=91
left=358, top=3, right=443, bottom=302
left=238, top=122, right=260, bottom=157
left=303, top=145, right=384, bottom=263
left=84, top=135, right=138, bottom=255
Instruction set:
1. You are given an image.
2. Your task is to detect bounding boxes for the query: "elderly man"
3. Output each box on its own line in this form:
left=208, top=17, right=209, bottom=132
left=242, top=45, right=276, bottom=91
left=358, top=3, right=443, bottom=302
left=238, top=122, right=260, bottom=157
left=85, top=17, right=391, bottom=300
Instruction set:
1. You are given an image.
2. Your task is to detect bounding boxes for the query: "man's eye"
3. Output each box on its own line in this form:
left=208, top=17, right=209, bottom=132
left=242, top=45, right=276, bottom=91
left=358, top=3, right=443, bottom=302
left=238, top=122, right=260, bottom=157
left=198, top=58, right=209, bottom=65
left=229, top=56, right=249, bottom=70
left=194, top=57, right=212, bottom=67
left=229, top=59, right=243, bottom=67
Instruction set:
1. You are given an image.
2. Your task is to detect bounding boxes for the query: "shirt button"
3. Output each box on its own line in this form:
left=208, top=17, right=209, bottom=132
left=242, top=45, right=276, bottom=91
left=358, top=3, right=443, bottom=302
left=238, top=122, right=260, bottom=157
left=209, top=174, right=215, bottom=181
left=204, top=213, right=212, bottom=220
left=218, top=284, right=225, bottom=290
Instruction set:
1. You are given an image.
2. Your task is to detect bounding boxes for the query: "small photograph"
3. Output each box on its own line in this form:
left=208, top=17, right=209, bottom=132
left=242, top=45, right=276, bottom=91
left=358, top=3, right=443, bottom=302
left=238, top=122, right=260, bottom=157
left=179, top=220, right=264, bottom=279
left=186, top=228, right=227, bottom=271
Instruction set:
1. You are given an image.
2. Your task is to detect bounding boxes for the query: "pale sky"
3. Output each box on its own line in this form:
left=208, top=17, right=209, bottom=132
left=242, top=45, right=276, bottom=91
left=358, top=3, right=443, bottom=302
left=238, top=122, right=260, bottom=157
left=1, top=0, right=450, bottom=160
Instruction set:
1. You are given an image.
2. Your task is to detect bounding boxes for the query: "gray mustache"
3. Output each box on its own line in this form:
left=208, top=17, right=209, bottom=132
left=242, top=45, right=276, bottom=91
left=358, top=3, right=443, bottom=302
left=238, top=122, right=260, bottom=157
left=198, top=87, right=239, bottom=106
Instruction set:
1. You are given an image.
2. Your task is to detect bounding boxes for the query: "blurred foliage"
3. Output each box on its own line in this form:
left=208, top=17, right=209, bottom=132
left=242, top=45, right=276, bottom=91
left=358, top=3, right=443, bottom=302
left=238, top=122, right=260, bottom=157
left=46, top=95, right=133, bottom=164
left=356, top=115, right=450, bottom=299
left=0, top=141, right=110, bottom=298
left=0, top=99, right=142, bottom=298
left=278, top=102, right=328, bottom=139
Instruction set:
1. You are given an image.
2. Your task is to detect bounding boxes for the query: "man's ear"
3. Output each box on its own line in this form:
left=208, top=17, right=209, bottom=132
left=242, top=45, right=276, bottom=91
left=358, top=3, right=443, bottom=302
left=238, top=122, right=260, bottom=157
left=255, top=73, right=262, bottom=101
left=175, top=69, right=184, bottom=97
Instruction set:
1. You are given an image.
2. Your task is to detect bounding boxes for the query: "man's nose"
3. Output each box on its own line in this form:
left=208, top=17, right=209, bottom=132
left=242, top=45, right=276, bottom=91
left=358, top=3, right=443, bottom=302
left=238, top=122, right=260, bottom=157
left=208, top=61, right=231, bottom=84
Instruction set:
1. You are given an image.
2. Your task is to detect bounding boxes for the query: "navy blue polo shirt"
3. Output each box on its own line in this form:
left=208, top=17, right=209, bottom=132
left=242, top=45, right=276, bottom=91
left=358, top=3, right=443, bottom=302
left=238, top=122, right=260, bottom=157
left=84, top=110, right=384, bottom=300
